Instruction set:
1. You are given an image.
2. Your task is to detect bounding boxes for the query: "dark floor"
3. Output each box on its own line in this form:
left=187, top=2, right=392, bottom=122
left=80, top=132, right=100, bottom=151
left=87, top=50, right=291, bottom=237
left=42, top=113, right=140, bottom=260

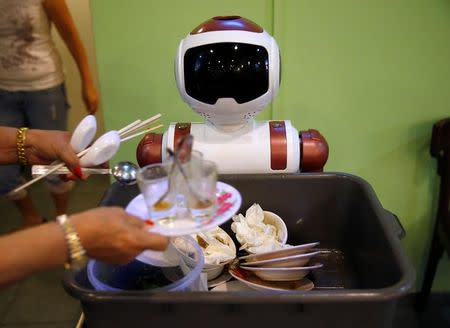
left=0, top=175, right=449, bottom=327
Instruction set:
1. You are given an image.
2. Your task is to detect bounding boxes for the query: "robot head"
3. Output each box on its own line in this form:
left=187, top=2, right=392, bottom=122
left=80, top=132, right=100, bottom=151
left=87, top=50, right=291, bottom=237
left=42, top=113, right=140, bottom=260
left=175, top=16, right=281, bottom=131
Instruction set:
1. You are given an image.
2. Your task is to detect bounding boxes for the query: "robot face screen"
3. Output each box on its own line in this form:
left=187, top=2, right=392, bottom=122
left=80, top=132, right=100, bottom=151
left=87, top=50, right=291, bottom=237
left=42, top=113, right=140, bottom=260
left=184, top=43, right=269, bottom=105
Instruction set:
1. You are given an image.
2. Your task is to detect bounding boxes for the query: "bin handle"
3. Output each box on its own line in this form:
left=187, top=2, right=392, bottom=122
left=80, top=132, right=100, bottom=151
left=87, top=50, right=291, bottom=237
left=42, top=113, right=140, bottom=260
left=384, top=209, right=406, bottom=240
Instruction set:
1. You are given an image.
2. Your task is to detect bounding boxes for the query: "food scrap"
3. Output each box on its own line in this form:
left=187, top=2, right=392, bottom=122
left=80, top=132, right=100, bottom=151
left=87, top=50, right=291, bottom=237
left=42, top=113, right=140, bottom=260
left=231, top=203, right=284, bottom=254
left=195, top=227, right=236, bottom=265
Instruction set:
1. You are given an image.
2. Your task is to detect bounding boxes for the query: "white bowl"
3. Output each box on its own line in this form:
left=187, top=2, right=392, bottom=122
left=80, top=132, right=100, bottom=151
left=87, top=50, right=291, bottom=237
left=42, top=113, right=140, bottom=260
left=241, top=250, right=321, bottom=268
left=262, top=211, right=288, bottom=245
left=239, top=242, right=320, bottom=263
left=194, top=227, right=236, bottom=281
left=240, top=263, right=323, bottom=281
left=202, top=265, right=226, bottom=281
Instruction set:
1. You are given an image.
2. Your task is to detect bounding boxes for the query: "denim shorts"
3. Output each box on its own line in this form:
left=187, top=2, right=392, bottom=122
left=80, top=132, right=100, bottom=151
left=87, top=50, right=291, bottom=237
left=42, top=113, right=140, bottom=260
left=0, top=84, right=70, bottom=195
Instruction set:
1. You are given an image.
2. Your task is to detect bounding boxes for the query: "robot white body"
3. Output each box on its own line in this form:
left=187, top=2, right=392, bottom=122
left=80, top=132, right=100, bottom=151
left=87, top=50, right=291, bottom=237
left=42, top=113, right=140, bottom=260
left=162, top=120, right=300, bottom=174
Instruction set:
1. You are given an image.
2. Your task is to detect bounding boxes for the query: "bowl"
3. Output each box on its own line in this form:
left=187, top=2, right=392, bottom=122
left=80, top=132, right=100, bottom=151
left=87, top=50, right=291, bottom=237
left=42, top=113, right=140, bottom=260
left=194, top=227, right=236, bottom=281
left=262, top=211, right=288, bottom=245
left=241, top=250, right=322, bottom=268
left=202, top=265, right=227, bottom=281
left=88, top=236, right=206, bottom=292
left=240, top=263, right=324, bottom=281
left=239, top=242, right=320, bottom=263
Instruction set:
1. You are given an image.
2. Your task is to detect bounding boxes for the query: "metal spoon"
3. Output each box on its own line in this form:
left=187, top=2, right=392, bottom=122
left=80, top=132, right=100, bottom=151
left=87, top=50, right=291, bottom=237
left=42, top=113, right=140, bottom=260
left=111, top=161, right=138, bottom=185
left=153, top=135, right=209, bottom=207
left=165, top=147, right=210, bottom=207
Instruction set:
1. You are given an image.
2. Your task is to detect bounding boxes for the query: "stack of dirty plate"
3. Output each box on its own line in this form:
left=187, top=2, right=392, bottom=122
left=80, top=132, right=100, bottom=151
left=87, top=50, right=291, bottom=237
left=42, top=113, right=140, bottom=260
left=225, top=242, right=323, bottom=292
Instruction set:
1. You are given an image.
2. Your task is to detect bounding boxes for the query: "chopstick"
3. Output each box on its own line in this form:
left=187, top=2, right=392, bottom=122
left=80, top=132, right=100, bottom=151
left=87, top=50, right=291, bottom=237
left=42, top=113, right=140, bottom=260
left=118, top=119, right=141, bottom=135
left=120, top=114, right=161, bottom=138
left=12, top=146, right=94, bottom=193
left=120, top=124, right=163, bottom=142
left=11, top=114, right=162, bottom=194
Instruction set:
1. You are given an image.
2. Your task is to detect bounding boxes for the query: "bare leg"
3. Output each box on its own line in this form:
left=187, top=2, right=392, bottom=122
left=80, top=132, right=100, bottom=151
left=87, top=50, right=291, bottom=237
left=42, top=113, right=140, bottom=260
left=12, top=194, right=44, bottom=228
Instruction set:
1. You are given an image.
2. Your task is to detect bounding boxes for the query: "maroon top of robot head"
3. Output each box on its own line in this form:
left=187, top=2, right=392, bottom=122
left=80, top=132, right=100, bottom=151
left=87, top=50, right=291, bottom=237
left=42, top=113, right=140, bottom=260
left=190, top=16, right=263, bottom=35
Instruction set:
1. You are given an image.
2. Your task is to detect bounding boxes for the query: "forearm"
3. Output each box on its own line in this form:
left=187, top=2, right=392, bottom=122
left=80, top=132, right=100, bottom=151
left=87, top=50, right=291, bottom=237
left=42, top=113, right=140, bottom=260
left=61, top=28, right=93, bottom=84
left=0, top=128, right=67, bottom=165
left=0, top=127, right=19, bottom=164
left=0, top=223, right=68, bottom=288
left=43, top=0, right=94, bottom=84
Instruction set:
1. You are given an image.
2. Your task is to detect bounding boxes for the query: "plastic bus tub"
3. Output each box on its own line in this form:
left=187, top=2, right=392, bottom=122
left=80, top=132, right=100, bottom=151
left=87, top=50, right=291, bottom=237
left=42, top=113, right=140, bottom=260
left=63, top=173, right=414, bottom=328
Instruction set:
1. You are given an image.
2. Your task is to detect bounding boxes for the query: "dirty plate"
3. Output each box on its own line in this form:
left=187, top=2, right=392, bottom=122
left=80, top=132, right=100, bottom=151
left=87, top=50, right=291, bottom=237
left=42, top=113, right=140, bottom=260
left=208, top=270, right=232, bottom=288
left=241, top=251, right=322, bottom=268
left=238, top=242, right=320, bottom=263
left=229, top=266, right=315, bottom=292
left=240, top=263, right=324, bottom=281
left=210, top=280, right=254, bottom=292
left=126, top=181, right=241, bottom=236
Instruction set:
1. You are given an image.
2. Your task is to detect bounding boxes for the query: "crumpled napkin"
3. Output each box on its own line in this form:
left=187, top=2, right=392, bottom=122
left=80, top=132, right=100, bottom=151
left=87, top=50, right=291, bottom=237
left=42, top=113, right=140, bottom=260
left=231, top=203, right=284, bottom=254
left=196, top=228, right=236, bottom=265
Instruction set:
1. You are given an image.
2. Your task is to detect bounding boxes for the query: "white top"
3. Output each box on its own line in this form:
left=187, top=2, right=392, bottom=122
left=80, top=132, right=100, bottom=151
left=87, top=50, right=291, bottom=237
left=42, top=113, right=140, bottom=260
left=0, top=0, right=64, bottom=91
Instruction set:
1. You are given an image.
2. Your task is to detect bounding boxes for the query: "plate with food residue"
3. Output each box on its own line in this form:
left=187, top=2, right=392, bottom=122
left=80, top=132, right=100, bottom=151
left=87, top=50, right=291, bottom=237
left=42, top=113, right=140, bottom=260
left=229, top=263, right=315, bottom=292
left=126, top=181, right=242, bottom=236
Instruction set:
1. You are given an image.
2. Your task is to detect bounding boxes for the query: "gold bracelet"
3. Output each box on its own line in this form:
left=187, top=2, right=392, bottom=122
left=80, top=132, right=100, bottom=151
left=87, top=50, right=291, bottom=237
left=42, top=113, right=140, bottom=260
left=56, top=214, right=88, bottom=271
left=16, top=127, right=28, bottom=166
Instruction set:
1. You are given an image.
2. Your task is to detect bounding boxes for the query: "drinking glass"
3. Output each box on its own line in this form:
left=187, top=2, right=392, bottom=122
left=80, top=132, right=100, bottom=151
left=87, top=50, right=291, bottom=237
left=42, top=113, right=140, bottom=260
left=136, top=161, right=177, bottom=222
left=183, top=159, right=218, bottom=219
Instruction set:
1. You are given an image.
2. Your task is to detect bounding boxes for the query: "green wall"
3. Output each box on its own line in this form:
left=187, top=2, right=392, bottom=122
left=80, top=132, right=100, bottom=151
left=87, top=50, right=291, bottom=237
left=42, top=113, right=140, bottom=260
left=90, top=0, right=450, bottom=291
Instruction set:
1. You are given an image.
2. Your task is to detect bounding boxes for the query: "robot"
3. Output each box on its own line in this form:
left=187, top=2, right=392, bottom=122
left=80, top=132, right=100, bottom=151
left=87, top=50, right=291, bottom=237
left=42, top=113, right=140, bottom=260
left=137, top=16, right=328, bottom=173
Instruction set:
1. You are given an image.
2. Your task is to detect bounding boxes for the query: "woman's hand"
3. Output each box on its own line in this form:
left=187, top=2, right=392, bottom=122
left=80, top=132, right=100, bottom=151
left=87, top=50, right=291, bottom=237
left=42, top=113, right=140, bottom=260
left=82, top=80, right=99, bottom=115
left=71, top=207, right=168, bottom=264
left=25, top=129, right=79, bottom=171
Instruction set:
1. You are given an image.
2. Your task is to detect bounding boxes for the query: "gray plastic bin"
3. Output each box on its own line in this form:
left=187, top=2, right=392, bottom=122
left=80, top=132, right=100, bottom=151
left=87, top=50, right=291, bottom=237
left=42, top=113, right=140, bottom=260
left=63, top=173, right=414, bottom=328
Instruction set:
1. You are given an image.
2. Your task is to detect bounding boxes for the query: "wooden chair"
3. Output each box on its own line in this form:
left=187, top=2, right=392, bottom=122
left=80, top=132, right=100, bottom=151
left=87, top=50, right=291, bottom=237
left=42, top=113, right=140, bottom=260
left=416, top=118, right=450, bottom=311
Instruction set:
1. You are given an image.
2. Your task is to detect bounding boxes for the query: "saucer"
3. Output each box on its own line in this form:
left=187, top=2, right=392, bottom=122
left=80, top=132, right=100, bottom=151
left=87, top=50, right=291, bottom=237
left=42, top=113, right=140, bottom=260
left=126, top=181, right=242, bottom=236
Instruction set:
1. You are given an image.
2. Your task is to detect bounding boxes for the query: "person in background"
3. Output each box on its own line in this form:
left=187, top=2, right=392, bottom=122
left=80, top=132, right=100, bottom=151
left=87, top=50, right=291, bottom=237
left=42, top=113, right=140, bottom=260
left=0, top=0, right=99, bottom=228
left=0, top=126, right=168, bottom=288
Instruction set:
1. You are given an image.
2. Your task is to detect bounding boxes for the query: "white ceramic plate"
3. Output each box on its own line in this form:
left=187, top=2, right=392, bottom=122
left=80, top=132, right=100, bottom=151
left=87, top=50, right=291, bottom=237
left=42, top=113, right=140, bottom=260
left=228, top=267, right=315, bottom=292
left=240, top=263, right=323, bottom=281
left=210, top=279, right=254, bottom=292
left=238, top=242, right=320, bottom=263
left=208, top=270, right=232, bottom=288
left=241, top=251, right=322, bottom=268
left=126, top=181, right=242, bottom=236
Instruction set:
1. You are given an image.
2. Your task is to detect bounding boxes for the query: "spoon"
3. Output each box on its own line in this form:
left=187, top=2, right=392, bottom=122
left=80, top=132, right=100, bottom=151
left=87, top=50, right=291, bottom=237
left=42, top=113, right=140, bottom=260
left=70, top=115, right=97, bottom=153
left=154, top=138, right=210, bottom=208
left=79, top=130, right=121, bottom=167
left=111, top=161, right=138, bottom=185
